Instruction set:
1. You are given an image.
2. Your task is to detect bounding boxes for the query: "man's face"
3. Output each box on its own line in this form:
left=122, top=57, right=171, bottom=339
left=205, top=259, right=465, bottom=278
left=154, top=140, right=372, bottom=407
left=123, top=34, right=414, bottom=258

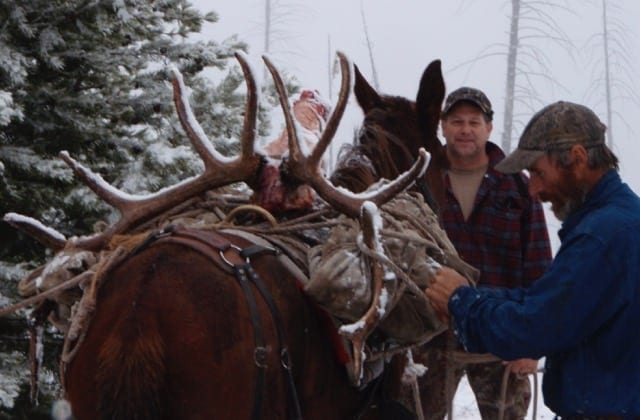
left=527, top=154, right=587, bottom=221
left=441, top=102, right=492, bottom=161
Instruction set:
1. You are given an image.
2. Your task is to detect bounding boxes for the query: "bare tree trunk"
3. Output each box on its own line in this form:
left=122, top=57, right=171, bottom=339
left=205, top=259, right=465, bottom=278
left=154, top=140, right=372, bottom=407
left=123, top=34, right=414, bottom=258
left=501, top=0, right=520, bottom=153
left=602, top=0, right=614, bottom=148
left=264, top=0, right=271, bottom=54
left=327, top=35, right=334, bottom=170
left=262, top=0, right=271, bottom=83
left=327, top=35, right=333, bottom=100
left=360, top=2, right=379, bottom=90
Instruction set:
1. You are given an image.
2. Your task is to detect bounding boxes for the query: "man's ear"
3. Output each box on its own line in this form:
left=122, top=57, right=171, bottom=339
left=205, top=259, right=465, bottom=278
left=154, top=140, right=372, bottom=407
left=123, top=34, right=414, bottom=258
left=570, top=144, right=589, bottom=166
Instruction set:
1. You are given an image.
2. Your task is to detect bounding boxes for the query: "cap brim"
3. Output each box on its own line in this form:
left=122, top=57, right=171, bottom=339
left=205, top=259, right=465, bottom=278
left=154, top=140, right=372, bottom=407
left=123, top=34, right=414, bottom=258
left=443, top=99, right=489, bottom=117
left=494, top=149, right=545, bottom=173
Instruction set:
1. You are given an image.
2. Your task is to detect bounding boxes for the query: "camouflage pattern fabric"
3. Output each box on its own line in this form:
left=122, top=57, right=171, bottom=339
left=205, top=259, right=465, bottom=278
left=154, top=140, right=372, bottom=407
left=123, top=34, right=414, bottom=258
left=306, top=191, right=478, bottom=345
left=495, top=101, right=607, bottom=174
left=442, top=86, right=494, bottom=121
left=416, top=333, right=531, bottom=420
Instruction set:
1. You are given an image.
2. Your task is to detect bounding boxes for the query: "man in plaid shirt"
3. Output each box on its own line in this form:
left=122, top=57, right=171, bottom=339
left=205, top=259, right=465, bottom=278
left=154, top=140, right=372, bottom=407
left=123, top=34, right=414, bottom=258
left=417, top=87, right=552, bottom=419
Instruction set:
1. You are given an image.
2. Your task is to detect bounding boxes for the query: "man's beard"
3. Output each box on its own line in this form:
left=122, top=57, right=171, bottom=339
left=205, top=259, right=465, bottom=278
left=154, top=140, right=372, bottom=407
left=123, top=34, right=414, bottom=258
left=551, top=191, right=586, bottom=221
left=547, top=170, right=588, bottom=221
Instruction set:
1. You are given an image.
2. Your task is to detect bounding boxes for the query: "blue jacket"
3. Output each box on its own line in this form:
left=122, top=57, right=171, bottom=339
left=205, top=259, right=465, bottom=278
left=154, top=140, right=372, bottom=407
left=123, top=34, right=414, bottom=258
left=448, top=170, right=640, bottom=417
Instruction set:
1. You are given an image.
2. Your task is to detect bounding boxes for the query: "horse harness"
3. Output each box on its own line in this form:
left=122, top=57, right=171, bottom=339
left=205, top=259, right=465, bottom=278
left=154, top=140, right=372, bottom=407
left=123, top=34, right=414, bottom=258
left=131, top=224, right=303, bottom=420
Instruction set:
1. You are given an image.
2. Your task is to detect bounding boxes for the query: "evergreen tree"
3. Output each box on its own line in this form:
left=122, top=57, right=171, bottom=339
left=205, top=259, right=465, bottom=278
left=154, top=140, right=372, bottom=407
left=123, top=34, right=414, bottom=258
left=0, top=0, right=260, bottom=277
left=0, top=0, right=283, bottom=414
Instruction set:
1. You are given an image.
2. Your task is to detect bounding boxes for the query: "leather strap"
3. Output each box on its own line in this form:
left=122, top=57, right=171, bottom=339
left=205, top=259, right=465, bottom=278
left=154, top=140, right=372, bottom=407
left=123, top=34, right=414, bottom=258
left=136, top=225, right=302, bottom=420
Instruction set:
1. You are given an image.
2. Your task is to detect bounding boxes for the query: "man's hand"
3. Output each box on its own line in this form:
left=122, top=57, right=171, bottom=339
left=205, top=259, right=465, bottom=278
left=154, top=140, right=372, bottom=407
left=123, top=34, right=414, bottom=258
left=424, top=266, right=470, bottom=322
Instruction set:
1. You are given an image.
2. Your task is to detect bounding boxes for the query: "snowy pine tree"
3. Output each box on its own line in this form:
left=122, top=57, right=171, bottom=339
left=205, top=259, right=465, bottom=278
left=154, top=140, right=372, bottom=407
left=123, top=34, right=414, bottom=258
left=0, top=0, right=286, bottom=415
left=0, top=0, right=269, bottom=278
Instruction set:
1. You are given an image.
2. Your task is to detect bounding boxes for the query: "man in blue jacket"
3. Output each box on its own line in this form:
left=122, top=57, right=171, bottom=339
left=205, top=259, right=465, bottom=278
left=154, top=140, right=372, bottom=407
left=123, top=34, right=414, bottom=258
left=425, top=101, right=640, bottom=418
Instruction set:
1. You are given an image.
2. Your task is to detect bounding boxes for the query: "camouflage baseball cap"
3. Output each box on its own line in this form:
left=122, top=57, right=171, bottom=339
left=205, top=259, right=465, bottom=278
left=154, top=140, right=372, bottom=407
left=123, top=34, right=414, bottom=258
left=495, top=101, right=607, bottom=174
left=442, top=87, right=494, bottom=121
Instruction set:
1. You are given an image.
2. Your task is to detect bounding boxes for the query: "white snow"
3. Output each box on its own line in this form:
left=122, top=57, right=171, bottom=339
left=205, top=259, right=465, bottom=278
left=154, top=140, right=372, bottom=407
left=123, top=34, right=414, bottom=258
left=403, top=350, right=428, bottom=381
left=0, top=352, right=28, bottom=409
left=377, top=287, right=388, bottom=318
left=339, top=319, right=365, bottom=335
left=0, top=91, right=23, bottom=125
left=453, top=371, right=555, bottom=419
left=1, top=146, right=72, bottom=182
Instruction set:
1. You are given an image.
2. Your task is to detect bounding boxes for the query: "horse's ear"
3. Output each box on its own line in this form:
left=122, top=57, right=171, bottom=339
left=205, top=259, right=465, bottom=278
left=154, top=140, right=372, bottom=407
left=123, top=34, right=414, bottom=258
left=416, top=59, right=446, bottom=133
left=354, top=64, right=382, bottom=112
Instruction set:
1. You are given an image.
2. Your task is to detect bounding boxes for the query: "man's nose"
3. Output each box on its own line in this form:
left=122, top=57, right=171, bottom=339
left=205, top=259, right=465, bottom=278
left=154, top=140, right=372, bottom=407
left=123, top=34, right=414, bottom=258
left=460, top=122, right=472, bottom=133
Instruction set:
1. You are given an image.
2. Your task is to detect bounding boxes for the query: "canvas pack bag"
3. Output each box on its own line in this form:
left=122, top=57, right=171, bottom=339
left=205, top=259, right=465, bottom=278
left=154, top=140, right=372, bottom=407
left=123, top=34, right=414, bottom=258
left=306, top=191, right=478, bottom=345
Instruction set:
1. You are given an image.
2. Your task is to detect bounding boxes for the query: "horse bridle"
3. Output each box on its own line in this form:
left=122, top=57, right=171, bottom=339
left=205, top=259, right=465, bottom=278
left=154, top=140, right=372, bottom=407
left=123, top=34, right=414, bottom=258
left=132, top=225, right=303, bottom=420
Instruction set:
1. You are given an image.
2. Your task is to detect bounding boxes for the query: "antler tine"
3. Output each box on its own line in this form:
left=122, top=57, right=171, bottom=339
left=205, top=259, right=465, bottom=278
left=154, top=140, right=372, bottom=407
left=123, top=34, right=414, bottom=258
left=310, top=51, right=351, bottom=166
left=262, top=55, right=302, bottom=162
left=172, top=69, right=223, bottom=170
left=53, top=61, right=262, bottom=251
left=59, top=151, right=137, bottom=214
left=234, top=51, right=259, bottom=158
left=172, top=52, right=258, bottom=163
left=339, top=202, right=389, bottom=386
left=262, top=52, right=350, bottom=168
left=352, top=148, right=431, bottom=208
left=3, top=213, right=67, bottom=251
left=172, top=59, right=251, bottom=168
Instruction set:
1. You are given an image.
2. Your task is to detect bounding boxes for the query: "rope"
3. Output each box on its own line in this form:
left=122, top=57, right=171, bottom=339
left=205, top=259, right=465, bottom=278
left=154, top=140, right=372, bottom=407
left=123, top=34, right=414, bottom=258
left=355, top=233, right=434, bottom=311
left=0, top=271, right=94, bottom=318
left=498, top=365, right=510, bottom=420
left=223, top=204, right=279, bottom=227
left=237, top=219, right=341, bottom=235
left=446, top=350, right=540, bottom=420
left=59, top=247, right=131, bottom=386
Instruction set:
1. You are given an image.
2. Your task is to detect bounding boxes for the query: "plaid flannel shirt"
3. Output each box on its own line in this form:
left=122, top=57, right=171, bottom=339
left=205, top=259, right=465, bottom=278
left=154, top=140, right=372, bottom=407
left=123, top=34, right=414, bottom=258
left=441, top=142, right=552, bottom=288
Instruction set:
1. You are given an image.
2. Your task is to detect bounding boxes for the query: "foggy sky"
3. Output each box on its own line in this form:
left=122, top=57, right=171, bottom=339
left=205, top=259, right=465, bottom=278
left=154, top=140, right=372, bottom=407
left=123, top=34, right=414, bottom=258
left=190, top=0, right=640, bottom=245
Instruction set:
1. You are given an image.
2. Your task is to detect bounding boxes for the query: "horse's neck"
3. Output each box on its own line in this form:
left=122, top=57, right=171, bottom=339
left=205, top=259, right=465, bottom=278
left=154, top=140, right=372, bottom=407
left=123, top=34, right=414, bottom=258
left=422, top=145, right=447, bottom=218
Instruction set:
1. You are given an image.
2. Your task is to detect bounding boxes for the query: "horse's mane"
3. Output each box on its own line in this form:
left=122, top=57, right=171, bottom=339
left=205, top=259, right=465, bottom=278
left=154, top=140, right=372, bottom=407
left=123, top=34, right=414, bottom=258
left=330, top=143, right=377, bottom=193
left=330, top=100, right=422, bottom=194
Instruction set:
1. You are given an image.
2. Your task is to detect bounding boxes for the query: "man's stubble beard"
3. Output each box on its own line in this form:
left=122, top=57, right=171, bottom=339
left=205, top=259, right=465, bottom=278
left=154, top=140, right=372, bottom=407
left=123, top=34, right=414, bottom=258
left=549, top=170, right=589, bottom=221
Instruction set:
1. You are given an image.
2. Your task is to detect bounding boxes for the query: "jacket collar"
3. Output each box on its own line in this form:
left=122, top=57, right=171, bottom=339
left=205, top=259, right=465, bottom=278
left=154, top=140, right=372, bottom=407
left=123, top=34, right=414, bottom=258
left=559, top=170, right=621, bottom=238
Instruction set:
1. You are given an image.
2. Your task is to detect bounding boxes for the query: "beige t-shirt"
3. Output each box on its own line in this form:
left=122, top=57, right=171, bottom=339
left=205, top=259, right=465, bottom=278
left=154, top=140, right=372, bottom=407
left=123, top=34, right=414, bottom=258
left=448, top=165, right=488, bottom=221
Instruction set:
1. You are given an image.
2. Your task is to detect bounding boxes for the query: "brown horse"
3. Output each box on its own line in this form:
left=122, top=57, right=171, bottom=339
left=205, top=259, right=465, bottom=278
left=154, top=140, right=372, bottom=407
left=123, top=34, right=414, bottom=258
left=66, top=228, right=401, bottom=419
left=7, top=53, right=448, bottom=419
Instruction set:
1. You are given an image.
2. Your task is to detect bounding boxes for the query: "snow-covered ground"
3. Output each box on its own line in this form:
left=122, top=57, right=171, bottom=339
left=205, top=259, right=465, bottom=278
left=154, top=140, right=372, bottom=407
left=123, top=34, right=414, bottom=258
left=453, top=372, right=555, bottom=419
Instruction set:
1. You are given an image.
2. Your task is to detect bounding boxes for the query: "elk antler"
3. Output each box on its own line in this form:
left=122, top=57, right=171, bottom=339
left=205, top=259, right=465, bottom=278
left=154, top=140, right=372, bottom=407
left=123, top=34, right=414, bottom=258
left=13, top=52, right=262, bottom=252
left=3, top=213, right=67, bottom=251
left=262, top=52, right=431, bottom=218
left=340, top=201, right=390, bottom=387
left=264, top=52, right=432, bottom=384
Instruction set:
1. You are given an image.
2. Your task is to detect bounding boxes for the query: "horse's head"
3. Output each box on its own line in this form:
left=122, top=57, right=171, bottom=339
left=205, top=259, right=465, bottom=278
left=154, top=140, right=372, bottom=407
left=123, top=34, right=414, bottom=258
left=331, top=60, right=447, bottom=213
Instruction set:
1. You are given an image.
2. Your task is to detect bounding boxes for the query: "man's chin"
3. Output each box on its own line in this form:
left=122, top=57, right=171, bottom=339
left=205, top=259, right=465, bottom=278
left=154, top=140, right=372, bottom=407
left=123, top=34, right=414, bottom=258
left=551, top=197, right=583, bottom=222
left=452, top=145, right=479, bottom=158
